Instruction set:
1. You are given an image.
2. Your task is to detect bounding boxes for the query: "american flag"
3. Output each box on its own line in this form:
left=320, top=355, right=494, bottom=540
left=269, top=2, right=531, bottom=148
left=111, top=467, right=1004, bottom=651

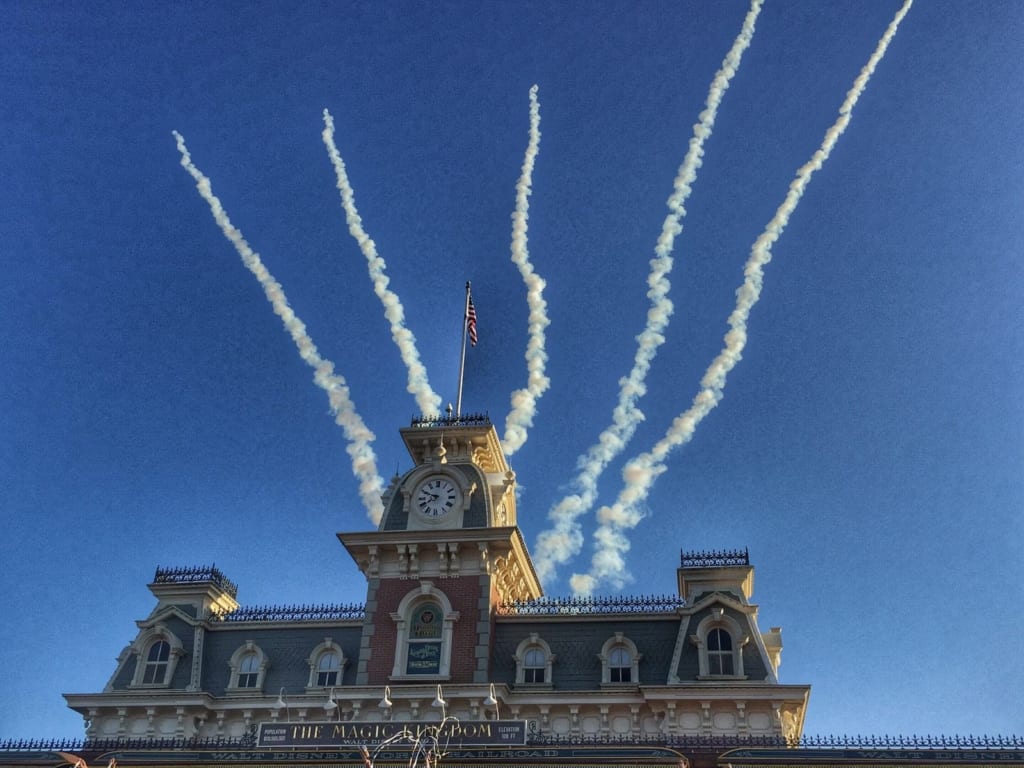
left=466, top=296, right=478, bottom=346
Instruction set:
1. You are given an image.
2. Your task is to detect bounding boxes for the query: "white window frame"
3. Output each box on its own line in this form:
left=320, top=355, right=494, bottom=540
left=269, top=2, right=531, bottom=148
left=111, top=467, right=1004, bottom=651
left=227, top=640, right=269, bottom=692
left=513, top=633, right=555, bottom=687
left=598, top=632, right=642, bottom=686
left=129, top=624, right=185, bottom=688
left=389, top=581, right=459, bottom=680
left=691, top=608, right=749, bottom=679
left=305, top=638, right=348, bottom=691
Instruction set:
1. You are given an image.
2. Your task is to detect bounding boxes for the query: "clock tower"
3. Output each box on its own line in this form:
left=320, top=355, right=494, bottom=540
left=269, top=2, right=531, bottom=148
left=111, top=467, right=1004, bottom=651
left=338, top=413, right=542, bottom=687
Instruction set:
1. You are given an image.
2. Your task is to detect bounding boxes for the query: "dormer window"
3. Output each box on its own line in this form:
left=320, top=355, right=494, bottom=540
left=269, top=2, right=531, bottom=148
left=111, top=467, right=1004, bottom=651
left=317, top=651, right=342, bottom=686
left=524, top=648, right=546, bottom=683
left=513, top=633, right=555, bottom=687
left=228, top=641, right=269, bottom=692
left=707, top=628, right=734, bottom=675
left=306, top=639, right=347, bottom=690
left=599, top=632, right=642, bottom=686
left=142, top=640, right=170, bottom=684
left=691, top=607, right=749, bottom=679
left=129, top=624, right=184, bottom=688
left=608, top=646, right=633, bottom=683
left=238, top=653, right=260, bottom=687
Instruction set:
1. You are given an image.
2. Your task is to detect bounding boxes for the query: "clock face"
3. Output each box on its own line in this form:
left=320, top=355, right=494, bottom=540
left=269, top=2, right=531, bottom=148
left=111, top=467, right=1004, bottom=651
left=415, top=477, right=458, bottom=517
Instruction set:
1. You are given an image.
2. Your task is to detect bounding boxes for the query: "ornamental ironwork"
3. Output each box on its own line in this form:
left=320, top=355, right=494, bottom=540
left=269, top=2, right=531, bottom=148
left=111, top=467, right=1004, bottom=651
left=152, top=565, right=238, bottom=598
left=679, top=547, right=749, bottom=568
left=410, top=412, right=490, bottom=428
left=0, top=735, right=257, bottom=752
left=211, top=602, right=366, bottom=622
left=498, top=593, right=685, bottom=615
left=527, top=733, right=1024, bottom=750
left=6, top=733, right=1024, bottom=753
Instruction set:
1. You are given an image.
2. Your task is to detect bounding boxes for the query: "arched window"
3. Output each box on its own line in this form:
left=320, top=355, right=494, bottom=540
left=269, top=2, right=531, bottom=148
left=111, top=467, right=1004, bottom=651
left=390, top=582, right=459, bottom=680
left=406, top=602, right=443, bottom=675
left=609, top=645, right=632, bottom=683
left=513, top=634, right=555, bottom=687
left=707, top=628, right=734, bottom=675
left=524, top=648, right=546, bottom=683
left=691, top=607, right=748, bottom=679
left=228, top=641, right=269, bottom=691
left=142, top=640, right=170, bottom=684
left=129, top=624, right=185, bottom=688
left=599, top=633, right=642, bottom=686
left=317, top=651, right=342, bottom=686
left=238, top=652, right=259, bottom=687
left=305, top=638, right=348, bottom=690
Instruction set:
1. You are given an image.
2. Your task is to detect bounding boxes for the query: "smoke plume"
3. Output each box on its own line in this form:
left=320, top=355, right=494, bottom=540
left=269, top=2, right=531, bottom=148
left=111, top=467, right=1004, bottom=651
left=569, top=0, right=915, bottom=595
left=173, top=131, right=386, bottom=523
left=502, top=85, right=549, bottom=456
left=322, top=110, right=443, bottom=418
left=532, top=0, right=763, bottom=583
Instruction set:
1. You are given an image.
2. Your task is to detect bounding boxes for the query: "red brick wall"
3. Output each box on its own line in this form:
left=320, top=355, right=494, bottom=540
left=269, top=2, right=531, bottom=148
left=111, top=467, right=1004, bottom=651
left=365, top=577, right=490, bottom=685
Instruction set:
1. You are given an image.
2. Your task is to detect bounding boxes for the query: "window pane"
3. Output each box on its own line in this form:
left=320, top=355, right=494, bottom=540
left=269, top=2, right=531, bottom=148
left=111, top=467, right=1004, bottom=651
left=143, top=640, right=170, bottom=684
left=143, top=661, right=166, bottom=684
left=316, top=651, right=341, bottom=686
left=525, top=667, right=545, bottom=683
left=148, top=640, right=170, bottom=662
left=411, top=604, right=442, bottom=640
left=710, top=628, right=734, bottom=651
left=406, top=642, right=441, bottom=675
left=317, top=670, right=338, bottom=686
left=721, top=654, right=734, bottom=675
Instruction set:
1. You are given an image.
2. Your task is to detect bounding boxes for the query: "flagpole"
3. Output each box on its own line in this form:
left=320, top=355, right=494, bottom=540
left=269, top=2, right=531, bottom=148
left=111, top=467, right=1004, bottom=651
left=455, top=281, right=471, bottom=418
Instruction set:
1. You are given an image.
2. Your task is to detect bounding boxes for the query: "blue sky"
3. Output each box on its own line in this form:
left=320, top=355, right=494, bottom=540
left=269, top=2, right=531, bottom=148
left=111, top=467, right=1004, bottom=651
left=2, top=0, right=1022, bottom=740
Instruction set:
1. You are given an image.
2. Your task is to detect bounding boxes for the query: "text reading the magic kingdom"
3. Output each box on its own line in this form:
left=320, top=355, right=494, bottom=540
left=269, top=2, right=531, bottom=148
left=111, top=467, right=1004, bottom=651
left=257, top=721, right=527, bottom=748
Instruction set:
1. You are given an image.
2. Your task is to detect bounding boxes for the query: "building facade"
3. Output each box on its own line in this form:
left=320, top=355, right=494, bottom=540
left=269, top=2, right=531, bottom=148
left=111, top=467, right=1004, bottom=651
left=61, top=415, right=808, bottom=751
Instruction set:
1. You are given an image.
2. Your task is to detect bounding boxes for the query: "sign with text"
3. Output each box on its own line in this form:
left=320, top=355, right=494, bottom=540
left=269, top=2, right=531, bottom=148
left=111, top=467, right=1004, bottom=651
left=257, top=720, right=527, bottom=749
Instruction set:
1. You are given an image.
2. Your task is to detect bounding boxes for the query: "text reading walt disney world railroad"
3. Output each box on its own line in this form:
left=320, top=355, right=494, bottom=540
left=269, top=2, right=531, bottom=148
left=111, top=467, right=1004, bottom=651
left=257, top=721, right=527, bottom=748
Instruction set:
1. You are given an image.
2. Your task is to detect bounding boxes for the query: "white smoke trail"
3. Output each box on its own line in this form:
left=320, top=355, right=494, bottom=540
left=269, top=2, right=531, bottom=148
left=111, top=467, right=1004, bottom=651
left=531, top=0, right=763, bottom=583
left=322, top=110, right=443, bottom=418
left=173, top=131, right=386, bottom=524
left=569, top=0, right=915, bottom=596
left=502, top=85, right=549, bottom=456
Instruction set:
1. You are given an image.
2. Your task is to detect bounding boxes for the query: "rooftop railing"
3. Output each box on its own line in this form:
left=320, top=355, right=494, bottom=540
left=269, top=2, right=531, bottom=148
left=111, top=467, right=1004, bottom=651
left=410, top=412, right=491, bottom=428
left=152, top=565, right=238, bottom=599
left=499, top=593, right=685, bottom=615
left=680, top=547, right=749, bottom=568
left=211, top=602, right=366, bottom=622
left=4, top=733, right=1024, bottom=753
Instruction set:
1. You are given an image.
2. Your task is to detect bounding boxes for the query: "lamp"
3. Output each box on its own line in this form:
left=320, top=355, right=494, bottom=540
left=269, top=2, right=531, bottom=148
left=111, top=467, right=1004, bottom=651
left=324, top=687, right=339, bottom=719
left=379, top=685, right=393, bottom=710
left=431, top=684, right=447, bottom=717
left=272, top=687, right=290, bottom=722
left=482, top=683, right=501, bottom=720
